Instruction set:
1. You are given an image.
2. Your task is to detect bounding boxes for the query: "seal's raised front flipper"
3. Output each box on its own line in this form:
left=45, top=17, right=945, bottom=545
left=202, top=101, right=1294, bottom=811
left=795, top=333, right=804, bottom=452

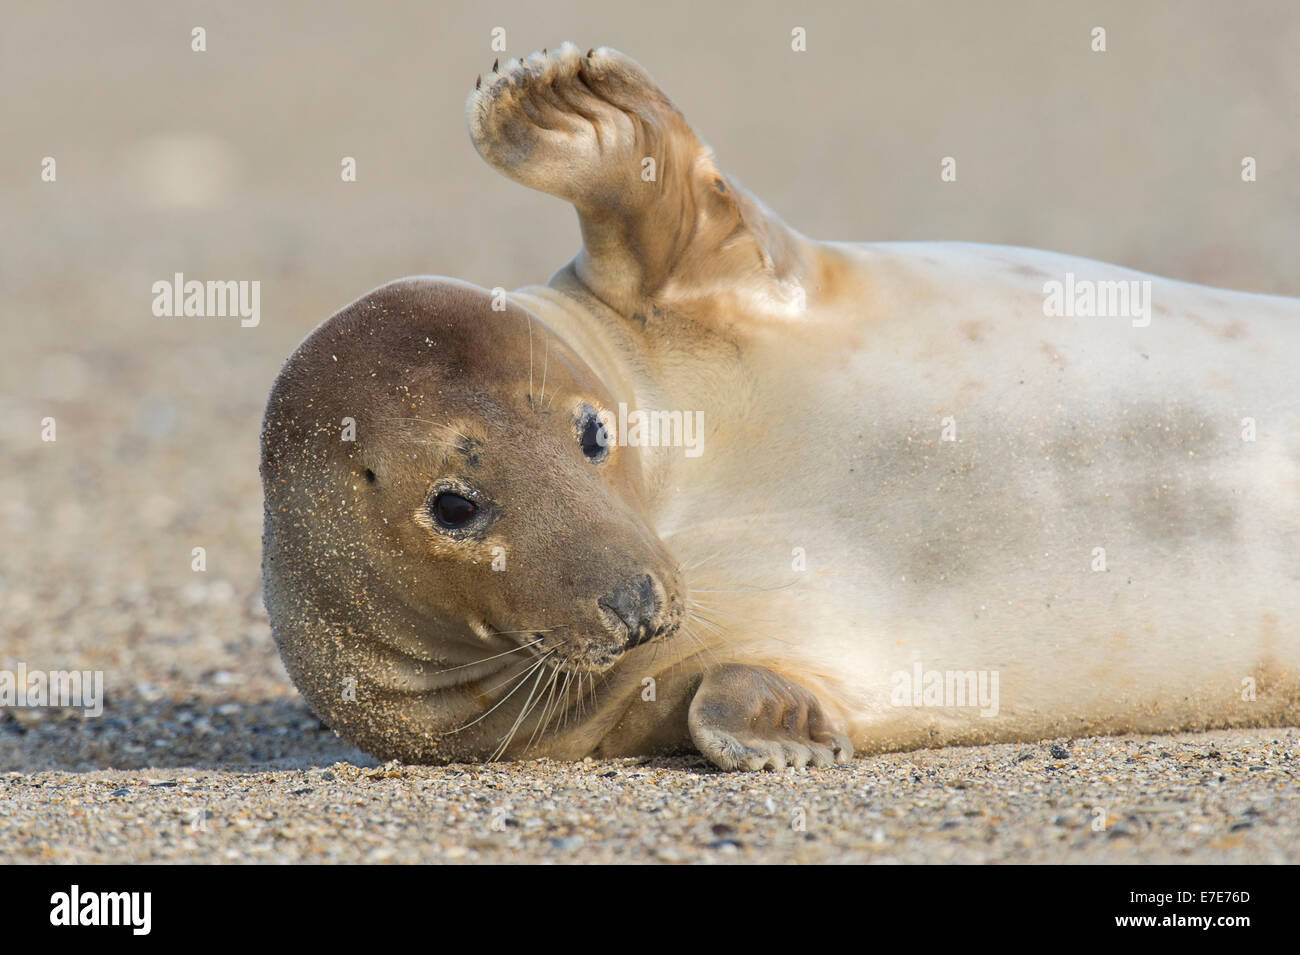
left=467, top=43, right=807, bottom=317
left=688, top=663, right=854, bottom=771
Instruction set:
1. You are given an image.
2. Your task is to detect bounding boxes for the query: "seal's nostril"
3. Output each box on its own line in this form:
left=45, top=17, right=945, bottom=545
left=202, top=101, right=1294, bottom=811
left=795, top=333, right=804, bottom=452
left=599, top=574, right=659, bottom=648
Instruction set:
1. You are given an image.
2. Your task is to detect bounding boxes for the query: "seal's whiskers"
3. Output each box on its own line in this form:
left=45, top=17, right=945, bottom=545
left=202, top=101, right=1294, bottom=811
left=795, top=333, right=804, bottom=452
left=446, top=648, right=556, bottom=736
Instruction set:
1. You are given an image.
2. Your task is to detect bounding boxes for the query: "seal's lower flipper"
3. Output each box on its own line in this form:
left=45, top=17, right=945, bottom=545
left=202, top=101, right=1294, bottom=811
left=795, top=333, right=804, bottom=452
left=467, top=43, right=805, bottom=315
left=688, top=663, right=854, bottom=771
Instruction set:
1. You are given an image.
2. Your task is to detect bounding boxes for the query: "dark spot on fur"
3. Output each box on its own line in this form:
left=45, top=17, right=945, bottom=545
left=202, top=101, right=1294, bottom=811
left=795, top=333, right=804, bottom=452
left=1045, top=404, right=1238, bottom=549
left=1187, top=312, right=1249, bottom=341
left=364, top=468, right=376, bottom=484
left=456, top=436, right=483, bottom=468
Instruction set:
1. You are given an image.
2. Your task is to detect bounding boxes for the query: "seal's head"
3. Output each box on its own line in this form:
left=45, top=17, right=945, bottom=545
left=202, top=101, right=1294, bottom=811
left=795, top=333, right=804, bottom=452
left=261, top=277, right=684, bottom=710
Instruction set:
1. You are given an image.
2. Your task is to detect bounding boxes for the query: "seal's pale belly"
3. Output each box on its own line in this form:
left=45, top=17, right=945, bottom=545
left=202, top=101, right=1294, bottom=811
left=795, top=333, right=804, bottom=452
left=645, top=241, right=1300, bottom=749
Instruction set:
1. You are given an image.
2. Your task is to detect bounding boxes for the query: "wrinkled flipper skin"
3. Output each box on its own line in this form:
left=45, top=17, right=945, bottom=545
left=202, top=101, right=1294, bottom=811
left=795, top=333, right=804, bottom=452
left=467, top=42, right=807, bottom=317
left=688, top=664, right=854, bottom=771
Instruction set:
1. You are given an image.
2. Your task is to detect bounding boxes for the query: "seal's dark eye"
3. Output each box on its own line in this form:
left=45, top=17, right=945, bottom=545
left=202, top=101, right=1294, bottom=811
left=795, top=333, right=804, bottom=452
left=431, top=492, right=478, bottom=528
left=579, top=415, right=609, bottom=460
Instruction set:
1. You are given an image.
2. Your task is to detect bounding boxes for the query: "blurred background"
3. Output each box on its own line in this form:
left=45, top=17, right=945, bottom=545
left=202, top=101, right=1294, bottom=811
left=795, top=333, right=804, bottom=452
left=1, top=1, right=1296, bottom=766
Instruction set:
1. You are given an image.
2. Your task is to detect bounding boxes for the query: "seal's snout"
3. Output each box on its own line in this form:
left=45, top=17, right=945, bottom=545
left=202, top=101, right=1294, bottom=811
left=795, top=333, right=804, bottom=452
left=598, top=573, right=663, bottom=648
